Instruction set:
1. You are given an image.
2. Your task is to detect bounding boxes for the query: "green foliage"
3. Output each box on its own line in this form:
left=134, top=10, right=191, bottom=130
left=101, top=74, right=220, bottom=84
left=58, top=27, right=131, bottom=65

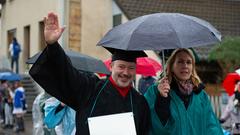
left=208, top=37, right=240, bottom=72
left=209, top=37, right=240, bottom=61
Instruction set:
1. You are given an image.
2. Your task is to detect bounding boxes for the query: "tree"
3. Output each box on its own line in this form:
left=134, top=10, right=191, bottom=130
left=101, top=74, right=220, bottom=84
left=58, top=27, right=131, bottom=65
left=208, top=37, right=240, bottom=77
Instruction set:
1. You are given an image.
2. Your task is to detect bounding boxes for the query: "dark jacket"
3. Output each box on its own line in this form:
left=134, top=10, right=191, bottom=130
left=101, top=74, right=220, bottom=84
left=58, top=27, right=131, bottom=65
left=29, top=42, right=150, bottom=135
left=138, top=76, right=156, bottom=95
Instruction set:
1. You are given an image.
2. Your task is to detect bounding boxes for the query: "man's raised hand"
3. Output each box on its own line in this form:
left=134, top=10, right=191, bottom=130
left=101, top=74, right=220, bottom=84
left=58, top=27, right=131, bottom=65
left=44, top=12, right=65, bottom=45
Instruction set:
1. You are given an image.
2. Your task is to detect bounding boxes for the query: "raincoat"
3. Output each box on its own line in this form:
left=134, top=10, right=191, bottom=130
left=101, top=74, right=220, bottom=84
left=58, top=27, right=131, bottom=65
left=32, top=92, right=56, bottom=135
left=44, top=97, right=76, bottom=135
left=221, top=95, right=240, bottom=134
left=32, top=93, right=44, bottom=135
left=144, top=84, right=223, bottom=135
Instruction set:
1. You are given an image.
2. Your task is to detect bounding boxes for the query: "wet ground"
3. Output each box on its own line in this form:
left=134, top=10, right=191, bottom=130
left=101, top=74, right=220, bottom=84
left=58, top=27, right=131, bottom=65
left=0, top=116, right=32, bottom=135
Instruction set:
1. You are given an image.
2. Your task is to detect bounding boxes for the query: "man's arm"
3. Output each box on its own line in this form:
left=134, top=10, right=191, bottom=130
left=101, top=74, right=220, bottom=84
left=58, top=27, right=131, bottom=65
left=30, top=42, right=98, bottom=111
left=29, top=13, right=98, bottom=111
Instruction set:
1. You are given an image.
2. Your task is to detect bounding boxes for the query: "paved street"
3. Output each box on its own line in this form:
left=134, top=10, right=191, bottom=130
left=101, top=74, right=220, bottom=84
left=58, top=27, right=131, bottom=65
left=0, top=116, right=32, bottom=135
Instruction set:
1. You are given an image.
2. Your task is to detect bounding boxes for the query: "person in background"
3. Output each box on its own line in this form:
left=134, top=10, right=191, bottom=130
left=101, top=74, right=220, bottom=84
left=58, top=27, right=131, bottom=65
left=44, top=97, right=76, bottom=135
left=29, top=12, right=150, bottom=135
left=144, top=48, right=223, bottom=135
left=138, top=75, right=156, bottom=95
left=0, top=90, right=2, bottom=124
left=9, top=37, right=21, bottom=73
left=0, top=80, right=6, bottom=124
left=12, top=81, right=26, bottom=132
left=220, top=80, right=240, bottom=134
left=32, top=92, right=45, bottom=135
left=32, top=91, right=57, bottom=135
left=2, top=80, right=14, bottom=129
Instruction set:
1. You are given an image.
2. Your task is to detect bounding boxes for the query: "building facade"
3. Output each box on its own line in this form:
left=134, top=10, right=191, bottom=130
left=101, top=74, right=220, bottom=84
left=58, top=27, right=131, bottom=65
left=0, top=0, right=132, bottom=73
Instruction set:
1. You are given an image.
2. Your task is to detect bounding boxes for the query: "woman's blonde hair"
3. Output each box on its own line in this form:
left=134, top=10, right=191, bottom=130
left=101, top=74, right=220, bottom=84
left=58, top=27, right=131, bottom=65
left=165, top=48, right=201, bottom=87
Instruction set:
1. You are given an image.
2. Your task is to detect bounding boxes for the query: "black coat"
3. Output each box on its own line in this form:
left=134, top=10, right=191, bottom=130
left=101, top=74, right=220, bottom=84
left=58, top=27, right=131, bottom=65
left=29, top=42, right=150, bottom=135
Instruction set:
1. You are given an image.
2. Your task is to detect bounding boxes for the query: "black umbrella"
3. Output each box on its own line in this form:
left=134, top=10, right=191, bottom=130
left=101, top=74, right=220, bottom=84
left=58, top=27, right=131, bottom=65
left=26, top=50, right=110, bottom=75
left=97, top=13, right=221, bottom=51
left=97, top=13, right=222, bottom=74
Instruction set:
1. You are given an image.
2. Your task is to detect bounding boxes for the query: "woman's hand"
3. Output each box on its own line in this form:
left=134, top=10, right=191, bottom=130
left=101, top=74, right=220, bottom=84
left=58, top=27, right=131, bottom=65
left=157, top=77, right=170, bottom=97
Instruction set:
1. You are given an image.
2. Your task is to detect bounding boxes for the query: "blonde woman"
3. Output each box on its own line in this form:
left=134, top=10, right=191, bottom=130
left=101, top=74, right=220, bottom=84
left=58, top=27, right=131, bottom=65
left=144, top=48, right=223, bottom=135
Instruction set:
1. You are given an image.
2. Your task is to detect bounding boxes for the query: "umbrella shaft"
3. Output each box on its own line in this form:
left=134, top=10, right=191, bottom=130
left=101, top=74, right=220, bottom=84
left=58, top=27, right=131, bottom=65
left=162, top=50, right=165, bottom=76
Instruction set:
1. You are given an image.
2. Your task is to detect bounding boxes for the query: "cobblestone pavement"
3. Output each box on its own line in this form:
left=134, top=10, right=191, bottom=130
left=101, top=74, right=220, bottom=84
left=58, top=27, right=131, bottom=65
left=0, top=116, right=32, bottom=135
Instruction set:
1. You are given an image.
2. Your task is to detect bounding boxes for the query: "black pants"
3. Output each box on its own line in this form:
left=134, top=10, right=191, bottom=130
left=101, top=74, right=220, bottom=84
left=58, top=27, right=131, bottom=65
left=15, top=116, right=24, bottom=131
left=11, top=56, right=19, bottom=73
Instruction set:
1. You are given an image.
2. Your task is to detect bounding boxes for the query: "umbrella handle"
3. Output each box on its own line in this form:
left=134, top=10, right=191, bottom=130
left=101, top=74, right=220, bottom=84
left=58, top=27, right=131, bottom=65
left=161, top=50, right=166, bottom=76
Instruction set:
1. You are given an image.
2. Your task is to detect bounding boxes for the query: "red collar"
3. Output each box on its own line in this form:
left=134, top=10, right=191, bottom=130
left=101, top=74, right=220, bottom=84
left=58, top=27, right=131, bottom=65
left=109, top=76, right=131, bottom=97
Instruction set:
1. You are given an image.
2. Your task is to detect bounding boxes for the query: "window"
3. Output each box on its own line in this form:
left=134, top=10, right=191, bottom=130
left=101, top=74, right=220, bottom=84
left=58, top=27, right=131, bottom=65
left=112, top=0, right=122, bottom=27
left=39, top=21, right=45, bottom=50
left=113, top=14, right=122, bottom=27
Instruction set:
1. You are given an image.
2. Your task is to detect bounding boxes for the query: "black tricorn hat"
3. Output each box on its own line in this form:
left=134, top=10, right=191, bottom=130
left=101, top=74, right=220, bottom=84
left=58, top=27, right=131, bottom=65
left=106, top=48, right=147, bottom=63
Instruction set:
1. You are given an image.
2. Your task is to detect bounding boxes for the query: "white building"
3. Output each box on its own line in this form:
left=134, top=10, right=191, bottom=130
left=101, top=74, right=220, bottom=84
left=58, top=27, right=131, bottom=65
left=0, top=0, right=159, bottom=73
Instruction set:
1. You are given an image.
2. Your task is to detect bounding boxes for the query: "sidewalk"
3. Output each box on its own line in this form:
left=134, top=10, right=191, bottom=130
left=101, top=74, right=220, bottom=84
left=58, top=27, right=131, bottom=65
left=0, top=116, right=32, bottom=135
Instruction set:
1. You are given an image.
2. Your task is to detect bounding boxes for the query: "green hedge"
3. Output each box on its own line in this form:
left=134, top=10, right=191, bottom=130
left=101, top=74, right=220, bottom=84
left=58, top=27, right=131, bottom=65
left=208, top=37, right=240, bottom=72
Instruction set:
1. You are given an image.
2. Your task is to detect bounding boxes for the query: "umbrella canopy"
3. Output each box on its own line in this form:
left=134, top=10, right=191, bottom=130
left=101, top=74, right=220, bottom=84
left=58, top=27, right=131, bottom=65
left=97, top=13, right=221, bottom=51
left=26, top=50, right=110, bottom=75
left=222, top=73, right=240, bottom=96
left=0, top=72, right=21, bottom=81
left=104, top=57, right=162, bottom=76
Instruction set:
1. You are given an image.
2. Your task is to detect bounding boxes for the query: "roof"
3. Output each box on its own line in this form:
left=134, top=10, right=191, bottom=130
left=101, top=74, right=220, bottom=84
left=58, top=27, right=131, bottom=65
left=115, top=0, right=240, bottom=59
left=115, top=0, right=240, bottom=36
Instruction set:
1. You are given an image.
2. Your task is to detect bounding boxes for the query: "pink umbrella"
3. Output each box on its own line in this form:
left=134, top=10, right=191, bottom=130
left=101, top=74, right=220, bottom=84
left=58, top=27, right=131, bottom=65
left=103, top=57, right=162, bottom=76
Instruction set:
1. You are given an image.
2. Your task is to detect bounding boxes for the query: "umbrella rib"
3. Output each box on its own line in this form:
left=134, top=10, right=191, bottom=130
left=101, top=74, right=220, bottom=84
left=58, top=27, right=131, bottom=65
left=182, top=15, right=221, bottom=42
left=126, top=17, right=148, bottom=50
left=181, top=14, right=221, bottom=42
left=167, top=16, right=183, bottom=48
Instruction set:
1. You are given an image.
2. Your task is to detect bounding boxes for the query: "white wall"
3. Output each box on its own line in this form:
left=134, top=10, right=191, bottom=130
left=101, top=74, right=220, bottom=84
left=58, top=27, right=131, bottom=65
left=81, top=0, right=113, bottom=60
left=0, top=0, right=64, bottom=73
